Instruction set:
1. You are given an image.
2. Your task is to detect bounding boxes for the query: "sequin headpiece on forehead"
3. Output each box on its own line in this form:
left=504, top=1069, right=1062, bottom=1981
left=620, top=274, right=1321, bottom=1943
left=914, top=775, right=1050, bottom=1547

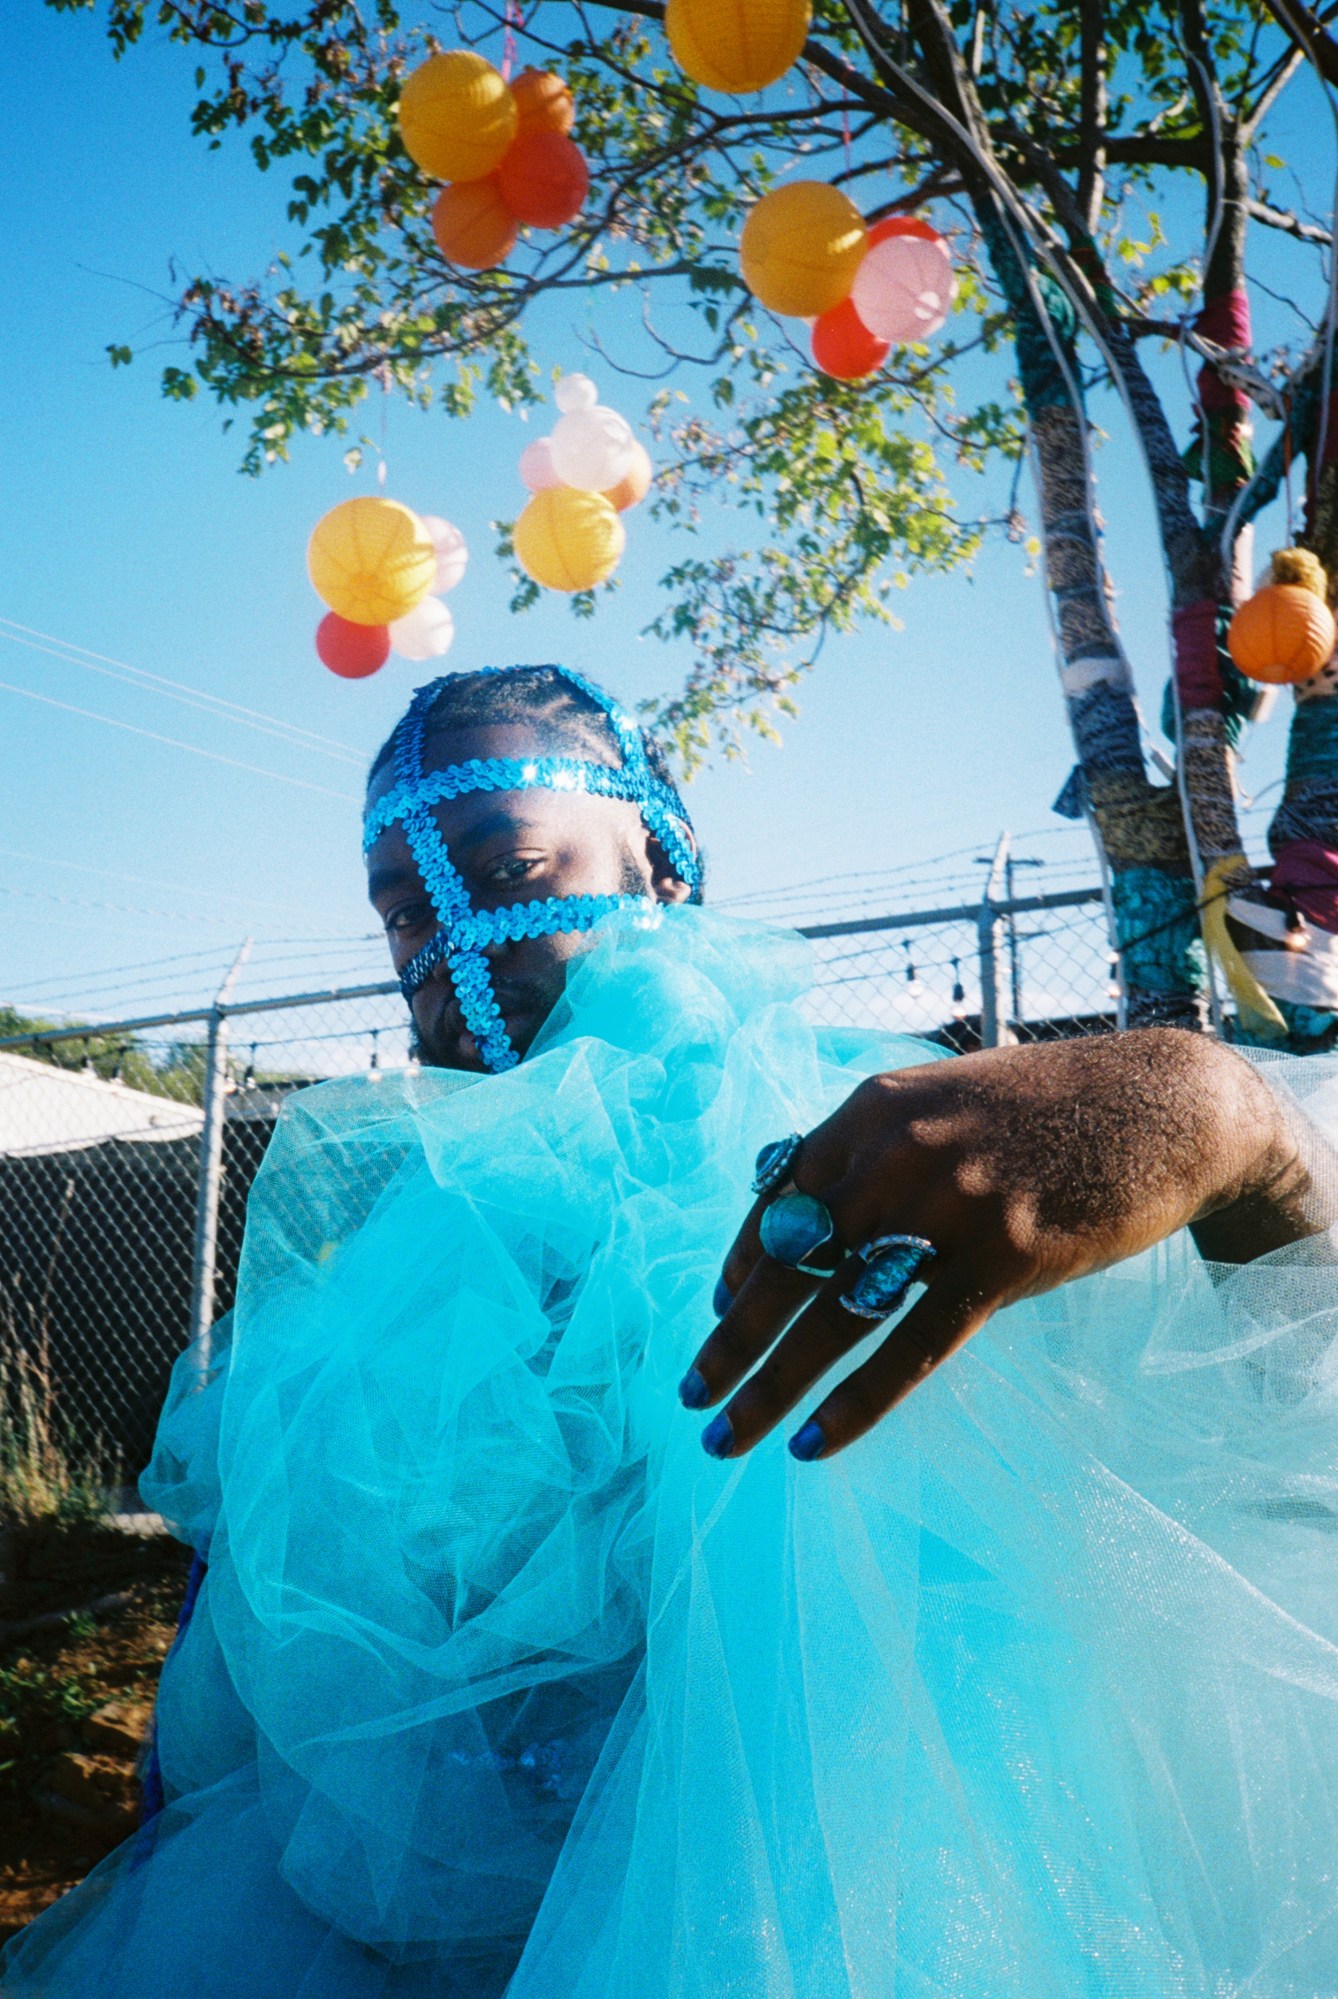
left=363, top=665, right=702, bottom=1073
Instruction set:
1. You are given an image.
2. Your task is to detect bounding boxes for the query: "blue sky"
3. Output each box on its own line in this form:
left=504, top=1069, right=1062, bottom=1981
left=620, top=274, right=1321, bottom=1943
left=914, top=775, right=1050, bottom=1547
left=0, top=4, right=1326, bottom=1021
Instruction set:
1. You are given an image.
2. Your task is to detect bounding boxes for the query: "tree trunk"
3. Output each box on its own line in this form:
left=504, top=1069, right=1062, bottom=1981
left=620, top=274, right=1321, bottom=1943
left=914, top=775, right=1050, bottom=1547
left=983, top=221, right=1208, bottom=1027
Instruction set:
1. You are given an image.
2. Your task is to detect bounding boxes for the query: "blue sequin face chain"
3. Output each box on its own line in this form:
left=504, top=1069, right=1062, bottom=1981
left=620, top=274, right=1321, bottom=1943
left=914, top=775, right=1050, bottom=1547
left=366, top=666, right=702, bottom=1073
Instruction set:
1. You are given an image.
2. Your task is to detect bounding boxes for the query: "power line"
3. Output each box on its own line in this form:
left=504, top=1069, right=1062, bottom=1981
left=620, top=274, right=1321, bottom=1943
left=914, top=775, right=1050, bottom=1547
left=9, top=944, right=387, bottom=1018
left=0, top=843, right=303, bottom=919
left=0, top=882, right=253, bottom=928
left=0, top=617, right=365, bottom=764
left=0, top=678, right=361, bottom=803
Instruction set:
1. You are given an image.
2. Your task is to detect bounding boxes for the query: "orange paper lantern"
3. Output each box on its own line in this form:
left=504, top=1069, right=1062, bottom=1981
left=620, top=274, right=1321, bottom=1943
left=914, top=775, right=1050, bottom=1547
left=603, top=438, right=653, bottom=511
left=1228, top=566, right=1337, bottom=685
left=431, top=178, right=518, bottom=268
left=512, top=68, right=575, bottom=136
left=308, top=498, right=437, bottom=626
left=811, top=296, right=889, bottom=380
left=316, top=614, right=391, bottom=679
left=739, top=181, right=867, bottom=318
left=666, top=0, right=812, bottom=93
left=398, top=51, right=517, bottom=183
left=497, top=131, right=589, bottom=228
left=514, top=488, right=626, bottom=592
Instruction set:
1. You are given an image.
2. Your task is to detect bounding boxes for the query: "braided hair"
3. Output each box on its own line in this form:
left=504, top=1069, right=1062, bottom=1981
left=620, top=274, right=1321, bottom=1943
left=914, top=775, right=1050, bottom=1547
left=368, top=665, right=704, bottom=900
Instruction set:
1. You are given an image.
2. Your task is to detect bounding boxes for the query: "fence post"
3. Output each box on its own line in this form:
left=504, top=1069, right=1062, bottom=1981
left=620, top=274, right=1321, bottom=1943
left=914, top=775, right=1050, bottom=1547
left=187, top=940, right=251, bottom=1365
left=977, top=833, right=1012, bottom=1049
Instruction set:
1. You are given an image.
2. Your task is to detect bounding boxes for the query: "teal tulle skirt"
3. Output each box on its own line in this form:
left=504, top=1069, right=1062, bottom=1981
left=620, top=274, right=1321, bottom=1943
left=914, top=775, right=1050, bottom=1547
left=6, top=909, right=1338, bottom=1997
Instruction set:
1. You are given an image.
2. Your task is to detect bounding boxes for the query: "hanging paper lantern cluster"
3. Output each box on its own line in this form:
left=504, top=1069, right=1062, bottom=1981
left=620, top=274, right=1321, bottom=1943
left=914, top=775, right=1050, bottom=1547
left=513, top=374, right=653, bottom=593
left=666, top=0, right=812, bottom=94
left=400, top=54, right=588, bottom=271
left=1228, top=548, right=1338, bottom=686
left=308, top=498, right=467, bottom=678
left=739, top=187, right=955, bottom=381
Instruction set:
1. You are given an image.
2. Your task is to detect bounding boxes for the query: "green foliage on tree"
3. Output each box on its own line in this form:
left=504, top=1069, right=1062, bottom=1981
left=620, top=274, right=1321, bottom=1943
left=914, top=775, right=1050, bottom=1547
left=0, top=1007, right=206, bottom=1103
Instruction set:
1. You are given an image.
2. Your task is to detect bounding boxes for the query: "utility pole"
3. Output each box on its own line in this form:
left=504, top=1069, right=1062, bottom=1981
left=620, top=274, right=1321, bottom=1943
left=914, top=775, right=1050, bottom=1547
left=1003, top=853, right=1045, bottom=1027
left=188, top=937, right=251, bottom=1367
left=977, top=834, right=1011, bottom=1049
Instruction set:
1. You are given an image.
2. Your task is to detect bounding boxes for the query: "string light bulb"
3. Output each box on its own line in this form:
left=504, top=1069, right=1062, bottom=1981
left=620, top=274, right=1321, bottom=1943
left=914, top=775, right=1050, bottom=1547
left=950, top=958, right=967, bottom=1022
left=903, top=940, right=922, bottom=998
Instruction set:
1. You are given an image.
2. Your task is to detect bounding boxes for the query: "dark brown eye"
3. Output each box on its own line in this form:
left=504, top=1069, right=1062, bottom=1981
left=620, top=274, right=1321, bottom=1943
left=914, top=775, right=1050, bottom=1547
left=488, top=856, right=543, bottom=884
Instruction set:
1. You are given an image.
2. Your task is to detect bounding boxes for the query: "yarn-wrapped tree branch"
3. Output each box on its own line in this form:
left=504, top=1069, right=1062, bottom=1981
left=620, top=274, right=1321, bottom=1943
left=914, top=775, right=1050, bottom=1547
left=59, top=0, right=1338, bottom=1043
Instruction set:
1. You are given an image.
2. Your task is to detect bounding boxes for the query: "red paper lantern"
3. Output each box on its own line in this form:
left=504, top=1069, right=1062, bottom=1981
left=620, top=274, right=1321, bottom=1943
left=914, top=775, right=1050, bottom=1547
left=497, top=131, right=589, bottom=229
left=316, top=613, right=391, bottom=679
left=868, top=215, right=940, bottom=248
left=811, top=296, right=890, bottom=381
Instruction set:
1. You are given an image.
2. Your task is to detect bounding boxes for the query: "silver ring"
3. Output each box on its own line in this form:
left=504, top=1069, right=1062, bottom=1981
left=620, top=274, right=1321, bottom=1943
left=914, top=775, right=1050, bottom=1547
left=840, top=1233, right=936, bottom=1321
left=759, top=1189, right=840, bottom=1277
left=752, top=1132, right=803, bottom=1196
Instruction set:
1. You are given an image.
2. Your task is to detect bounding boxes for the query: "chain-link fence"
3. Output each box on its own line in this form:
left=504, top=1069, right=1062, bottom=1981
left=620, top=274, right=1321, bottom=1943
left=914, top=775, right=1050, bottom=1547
left=0, top=884, right=1111, bottom=1478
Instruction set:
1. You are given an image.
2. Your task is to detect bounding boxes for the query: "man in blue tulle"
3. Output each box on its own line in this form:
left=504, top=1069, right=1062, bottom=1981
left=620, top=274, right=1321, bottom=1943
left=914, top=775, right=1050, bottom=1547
left=6, top=660, right=1338, bottom=1999
left=365, top=663, right=1336, bottom=1465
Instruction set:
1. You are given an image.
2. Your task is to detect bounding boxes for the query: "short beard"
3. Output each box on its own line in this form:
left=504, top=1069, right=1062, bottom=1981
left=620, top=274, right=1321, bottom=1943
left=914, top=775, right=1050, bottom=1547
left=619, top=848, right=653, bottom=899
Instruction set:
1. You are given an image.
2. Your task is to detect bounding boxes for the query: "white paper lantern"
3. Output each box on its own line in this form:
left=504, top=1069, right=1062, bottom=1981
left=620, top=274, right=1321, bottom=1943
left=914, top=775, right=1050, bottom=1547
left=389, top=596, right=456, bottom=661
left=519, top=436, right=563, bottom=492
left=418, top=515, right=469, bottom=594
left=554, top=371, right=599, bottom=414
left=550, top=405, right=637, bottom=492
left=851, top=231, right=955, bottom=344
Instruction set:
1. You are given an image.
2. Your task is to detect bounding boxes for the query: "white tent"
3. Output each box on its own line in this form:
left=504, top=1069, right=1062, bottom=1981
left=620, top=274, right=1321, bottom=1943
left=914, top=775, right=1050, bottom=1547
left=0, top=1051, right=204, bottom=1158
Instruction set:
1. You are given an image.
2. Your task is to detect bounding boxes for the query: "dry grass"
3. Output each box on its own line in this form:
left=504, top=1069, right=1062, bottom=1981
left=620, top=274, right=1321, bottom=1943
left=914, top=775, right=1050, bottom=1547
left=0, top=1318, right=117, bottom=1535
left=0, top=1547, right=188, bottom=1944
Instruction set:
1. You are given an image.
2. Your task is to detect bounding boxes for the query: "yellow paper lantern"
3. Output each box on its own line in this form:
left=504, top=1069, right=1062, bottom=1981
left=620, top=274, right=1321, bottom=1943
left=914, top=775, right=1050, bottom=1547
left=666, top=0, right=812, bottom=93
left=513, top=488, right=626, bottom=592
left=308, top=498, right=437, bottom=626
left=1227, top=547, right=1337, bottom=685
left=740, top=181, right=867, bottom=318
left=398, top=51, right=518, bottom=183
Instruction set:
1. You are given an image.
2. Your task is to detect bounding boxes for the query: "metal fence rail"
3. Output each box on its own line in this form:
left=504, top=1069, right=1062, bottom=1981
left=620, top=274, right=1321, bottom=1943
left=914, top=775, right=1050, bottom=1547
left=0, top=884, right=1110, bottom=1473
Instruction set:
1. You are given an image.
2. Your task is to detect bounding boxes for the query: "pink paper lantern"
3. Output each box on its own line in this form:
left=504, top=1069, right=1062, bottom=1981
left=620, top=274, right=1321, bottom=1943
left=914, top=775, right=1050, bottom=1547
left=520, top=436, right=562, bottom=491
left=851, top=228, right=955, bottom=345
left=418, top=515, right=469, bottom=593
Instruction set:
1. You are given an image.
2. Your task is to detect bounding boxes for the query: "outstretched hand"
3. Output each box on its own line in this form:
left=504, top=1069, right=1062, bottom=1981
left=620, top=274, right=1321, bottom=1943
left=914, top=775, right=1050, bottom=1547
left=681, top=1030, right=1321, bottom=1462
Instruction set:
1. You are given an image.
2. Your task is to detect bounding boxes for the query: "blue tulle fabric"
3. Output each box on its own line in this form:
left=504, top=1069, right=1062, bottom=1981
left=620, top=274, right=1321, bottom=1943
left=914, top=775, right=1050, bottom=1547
left=7, top=909, right=1338, bottom=1998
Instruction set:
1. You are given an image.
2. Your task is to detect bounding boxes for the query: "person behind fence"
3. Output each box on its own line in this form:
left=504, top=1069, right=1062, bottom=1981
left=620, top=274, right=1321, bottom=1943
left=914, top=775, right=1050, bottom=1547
left=7, top=662, right=1338, bottom=1999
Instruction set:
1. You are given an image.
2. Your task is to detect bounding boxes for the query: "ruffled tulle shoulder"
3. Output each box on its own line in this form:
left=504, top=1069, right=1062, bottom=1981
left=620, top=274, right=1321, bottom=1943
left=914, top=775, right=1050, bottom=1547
left=7, top=910, right=1338, bottom=1999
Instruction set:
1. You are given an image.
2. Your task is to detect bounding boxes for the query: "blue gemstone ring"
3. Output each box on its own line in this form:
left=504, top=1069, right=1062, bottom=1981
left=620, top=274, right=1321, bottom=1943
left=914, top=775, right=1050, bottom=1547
left=752, top=1132, right=803, bottom=1196
left=759, top=1190, right=840, bottom=1277
left=841, top=1234, right=936, bottom=1321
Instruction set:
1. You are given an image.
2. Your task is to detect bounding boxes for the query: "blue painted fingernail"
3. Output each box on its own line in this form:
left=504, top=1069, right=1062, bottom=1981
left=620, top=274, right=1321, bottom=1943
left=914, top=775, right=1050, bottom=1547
left=712, top=1275, right=734, bottom=1319
left=679, top=1366, right=711, bottom=1410
left=788, top=1419, right=825, bottom=1463
left=701, top=1410, right=734, bottom=1459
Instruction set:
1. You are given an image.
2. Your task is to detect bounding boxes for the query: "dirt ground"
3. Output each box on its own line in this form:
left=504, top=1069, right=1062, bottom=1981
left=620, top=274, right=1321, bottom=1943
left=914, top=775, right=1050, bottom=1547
left=0, top=1523, right=191, bottom=1946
